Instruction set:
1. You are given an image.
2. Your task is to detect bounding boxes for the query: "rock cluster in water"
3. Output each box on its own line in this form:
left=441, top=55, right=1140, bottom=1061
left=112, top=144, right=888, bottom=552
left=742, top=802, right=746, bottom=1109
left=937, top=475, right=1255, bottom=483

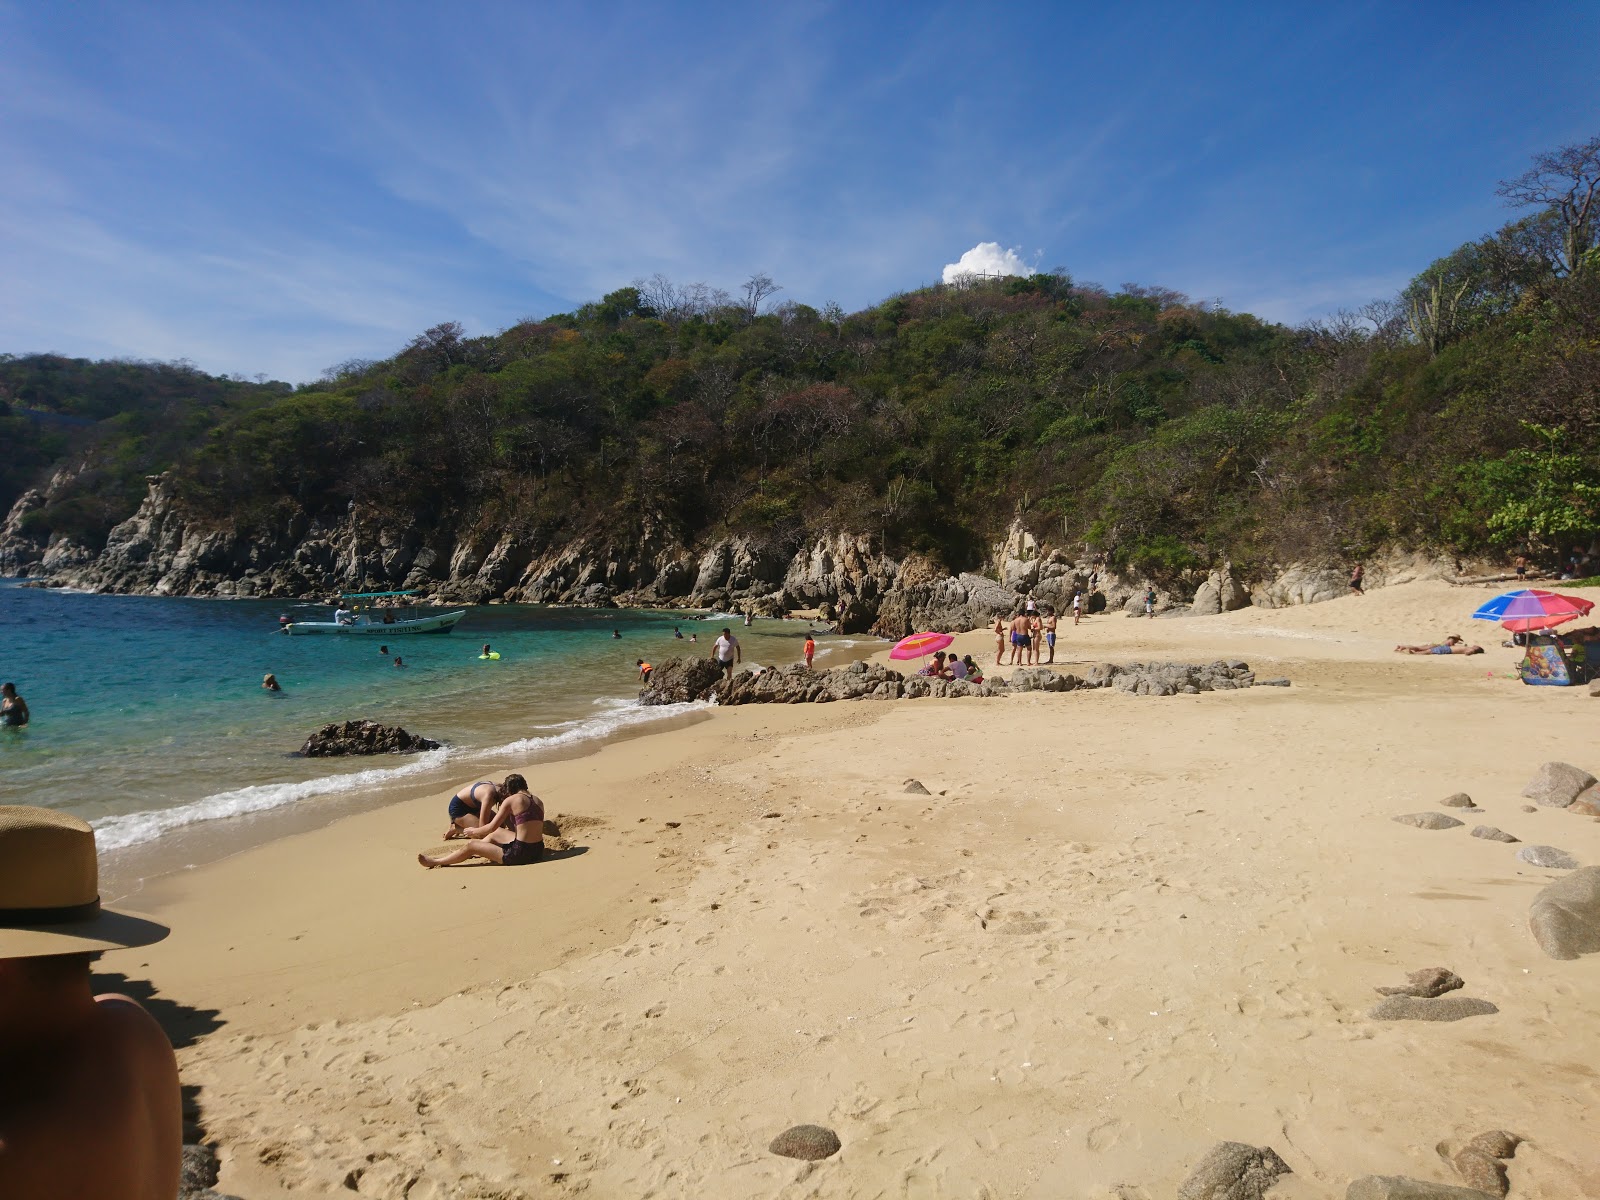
left=298, top=720, right=440, bottom=757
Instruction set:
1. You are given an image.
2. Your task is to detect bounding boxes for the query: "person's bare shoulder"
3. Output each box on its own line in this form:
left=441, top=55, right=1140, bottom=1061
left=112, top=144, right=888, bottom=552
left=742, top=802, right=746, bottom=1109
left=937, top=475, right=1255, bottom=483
left=93, top=994, right=177, bottom=1063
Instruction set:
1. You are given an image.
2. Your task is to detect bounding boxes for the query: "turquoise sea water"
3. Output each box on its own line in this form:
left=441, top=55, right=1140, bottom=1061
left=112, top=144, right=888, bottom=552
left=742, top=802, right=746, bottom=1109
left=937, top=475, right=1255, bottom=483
left=0, top=583, right=858, bottom=858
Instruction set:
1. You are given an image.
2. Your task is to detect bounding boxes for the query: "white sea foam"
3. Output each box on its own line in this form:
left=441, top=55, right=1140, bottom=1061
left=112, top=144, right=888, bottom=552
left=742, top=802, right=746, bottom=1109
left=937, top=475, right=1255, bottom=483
left=95, top=700, right=710, bottom=853
left=93, top=747, right=457, bottom=852
left=481, top=698, right=711, bottom=759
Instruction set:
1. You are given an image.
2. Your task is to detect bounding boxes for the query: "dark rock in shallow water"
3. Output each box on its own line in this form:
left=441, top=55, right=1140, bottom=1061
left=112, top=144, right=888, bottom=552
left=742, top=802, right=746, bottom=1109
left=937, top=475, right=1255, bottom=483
left=1367, top=994, right=1497, bottom=1022
left=298, top=720, right=440, bottom=757
left=1346, top=1177, right=1502, bottom=1199
left=1528, top=865, right=1600, bottom=959
left=1392, top=812, right=1464, bottom=830
left=638, top=656, right=726, bottom=705
left=1521, top=760, right=1596, bottom=807
left=1517, top=844, right=1580, bottom=870
left=768, top=1124, right=841, bottom=1160
left=1176, top=1141, right=1291, bottom=1200
left=1374, top=967, right=1463, bottom=998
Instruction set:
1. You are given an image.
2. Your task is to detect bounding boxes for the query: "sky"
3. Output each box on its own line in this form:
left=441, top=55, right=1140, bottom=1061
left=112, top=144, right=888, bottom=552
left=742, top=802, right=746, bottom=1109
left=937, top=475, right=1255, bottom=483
left=2, top=1, right=1596, bottom=383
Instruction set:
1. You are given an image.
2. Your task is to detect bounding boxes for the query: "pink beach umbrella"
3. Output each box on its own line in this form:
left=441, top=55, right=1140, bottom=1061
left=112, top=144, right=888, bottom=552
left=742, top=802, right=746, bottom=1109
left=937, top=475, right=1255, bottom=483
left=890, top=631, right=955, bottom=660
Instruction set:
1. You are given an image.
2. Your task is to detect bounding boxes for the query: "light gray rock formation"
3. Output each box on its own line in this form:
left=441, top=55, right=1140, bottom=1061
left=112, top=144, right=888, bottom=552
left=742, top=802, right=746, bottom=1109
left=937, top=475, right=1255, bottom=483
left=1251, top=563, right=1348, bottom=608
left=1392, top=813, right=1464, bottom=830
left=1176, top=1141, right=1291, bottom=1200
left=1471, top=826, right=1518, bottom=843
left=1517, top=844, right=1580, bottom=870
left=1191, top=562, right=1252, bottom=616
left=1521, top=761, right=1596, bottom=807
left=1528, top=865, right=1600, bottom=959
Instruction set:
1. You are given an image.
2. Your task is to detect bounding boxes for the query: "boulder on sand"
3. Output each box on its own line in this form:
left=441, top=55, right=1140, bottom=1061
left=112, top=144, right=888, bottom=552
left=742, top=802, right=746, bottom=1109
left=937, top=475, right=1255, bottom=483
left=1176, top=1141, right=1291, bottom=1200
left=1471, top=826, right=1519, bottom=843
left=768, top=1124, right=841, bottom=1160
left=1517, top=844, right=1580, bottom=870
left=1392, top=813, right=1464, bottom=830
left=638, top=656, right=727, bottom=705
left=298, top=720, right=440, bottom=757
left=1374, top=967, right=1462, bottom=998
left=1528, top=865, right=1600, bottom=959
left=1521, top=761, right=1596, bottom=807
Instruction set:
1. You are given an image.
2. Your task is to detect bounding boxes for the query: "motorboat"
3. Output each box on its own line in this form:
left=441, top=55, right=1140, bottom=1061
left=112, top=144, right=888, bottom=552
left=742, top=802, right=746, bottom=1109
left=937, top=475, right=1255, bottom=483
left=279, top=590, right=466, bottom=636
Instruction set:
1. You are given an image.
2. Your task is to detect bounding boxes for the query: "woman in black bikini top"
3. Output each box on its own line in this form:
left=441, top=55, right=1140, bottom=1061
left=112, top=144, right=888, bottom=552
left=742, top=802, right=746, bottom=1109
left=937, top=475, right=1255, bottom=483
left=419, top=775, right=546, bottom=869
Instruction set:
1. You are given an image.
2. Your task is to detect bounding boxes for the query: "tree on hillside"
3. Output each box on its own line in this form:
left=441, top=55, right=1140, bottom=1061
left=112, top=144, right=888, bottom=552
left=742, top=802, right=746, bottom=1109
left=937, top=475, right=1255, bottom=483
left=740, top=273, right=782, bottom=323
left=1497, top=134, right=1600, bottom=277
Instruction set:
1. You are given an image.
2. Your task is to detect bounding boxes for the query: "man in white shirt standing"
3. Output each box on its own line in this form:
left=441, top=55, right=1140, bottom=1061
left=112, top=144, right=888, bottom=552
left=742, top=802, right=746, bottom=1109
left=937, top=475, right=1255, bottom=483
left=712, top=627, right=741, bottom=680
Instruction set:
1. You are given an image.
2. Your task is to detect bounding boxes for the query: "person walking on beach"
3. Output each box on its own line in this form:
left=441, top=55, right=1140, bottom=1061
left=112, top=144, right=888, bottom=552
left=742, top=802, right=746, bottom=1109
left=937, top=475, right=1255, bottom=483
left=803, top=634, right=816, bottom=669
left=1072, top=589, right=1082, bottom=626
left=1043, top=610, right=1058, bottom=664
left=0, top=806, right=181, bottom=1200
left=2, top=683, right=30, bottom=727
left=1348, top=563, right=1364, bottom=595
left=993, top=616, right=1006, bottom=665
left=712, top=628, right=741, bottom=680
left=420, top=775, right=545, bottom=868
left=1514, top=554, right=1528, bottom=581
left=1144, top=587, right=1157, bottom=619
left=443, top=779, right=509, bottom=839
left=1028, top=611, right=1043, bottom=664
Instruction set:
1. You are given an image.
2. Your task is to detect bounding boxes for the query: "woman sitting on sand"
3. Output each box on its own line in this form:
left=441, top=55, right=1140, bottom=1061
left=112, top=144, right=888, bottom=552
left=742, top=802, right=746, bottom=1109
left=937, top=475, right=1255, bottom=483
left=1394, top=635, right=1484, bottom=655
left=420, top=775, right=545, bottom=868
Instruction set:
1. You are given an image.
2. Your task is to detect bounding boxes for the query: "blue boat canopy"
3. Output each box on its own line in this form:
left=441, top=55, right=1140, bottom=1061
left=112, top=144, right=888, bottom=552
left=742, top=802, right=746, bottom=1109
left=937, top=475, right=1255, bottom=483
left=339, top=589, right=418, bottom=599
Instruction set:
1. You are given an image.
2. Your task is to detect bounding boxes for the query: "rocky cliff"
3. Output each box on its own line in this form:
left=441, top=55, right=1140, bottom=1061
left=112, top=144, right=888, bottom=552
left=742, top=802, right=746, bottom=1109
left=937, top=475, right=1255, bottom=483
left=1, top=474, right=1478, bottom=633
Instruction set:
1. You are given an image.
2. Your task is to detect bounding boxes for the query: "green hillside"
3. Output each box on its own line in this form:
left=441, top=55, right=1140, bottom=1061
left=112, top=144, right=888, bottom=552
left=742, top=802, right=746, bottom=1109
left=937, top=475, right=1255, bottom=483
left=6, top=139, right=1597, bottom=580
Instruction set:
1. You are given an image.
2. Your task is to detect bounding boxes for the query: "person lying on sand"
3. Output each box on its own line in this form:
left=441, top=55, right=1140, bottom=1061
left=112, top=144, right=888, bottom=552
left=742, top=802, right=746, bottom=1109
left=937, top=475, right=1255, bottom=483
left=1394, top=635, right=1484, bottom=655
left=442, top=778, right=510, bottom=840
left=419, top=778, right=544, bottom=868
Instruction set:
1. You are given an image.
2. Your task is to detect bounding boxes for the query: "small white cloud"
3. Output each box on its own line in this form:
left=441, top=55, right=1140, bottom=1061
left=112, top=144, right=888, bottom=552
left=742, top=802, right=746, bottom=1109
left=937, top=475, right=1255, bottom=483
left=941, top=241, right=1032, bottom=284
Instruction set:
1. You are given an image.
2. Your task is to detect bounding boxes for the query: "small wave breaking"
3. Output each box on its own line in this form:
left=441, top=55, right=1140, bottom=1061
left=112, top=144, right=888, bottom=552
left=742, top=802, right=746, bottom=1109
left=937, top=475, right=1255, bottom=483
left=95, top=699, right=712, bottom=852
left=94, top=746, right=457, bottom=851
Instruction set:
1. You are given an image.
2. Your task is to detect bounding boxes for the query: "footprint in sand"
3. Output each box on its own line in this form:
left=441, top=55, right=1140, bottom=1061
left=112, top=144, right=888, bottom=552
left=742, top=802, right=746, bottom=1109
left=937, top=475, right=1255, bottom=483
left=1087, top=1117, right=1139, bottom=1152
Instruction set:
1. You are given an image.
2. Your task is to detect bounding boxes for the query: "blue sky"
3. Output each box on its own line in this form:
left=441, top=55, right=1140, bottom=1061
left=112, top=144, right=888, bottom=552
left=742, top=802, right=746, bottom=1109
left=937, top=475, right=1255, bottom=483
left=2, top=1, right=1596, bottom=383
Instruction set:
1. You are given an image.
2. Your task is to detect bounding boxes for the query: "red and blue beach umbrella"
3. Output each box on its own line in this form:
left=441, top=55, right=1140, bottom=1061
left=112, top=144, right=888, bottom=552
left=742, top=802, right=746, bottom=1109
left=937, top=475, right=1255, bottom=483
left=1470, top=588, right=1595, bottom=633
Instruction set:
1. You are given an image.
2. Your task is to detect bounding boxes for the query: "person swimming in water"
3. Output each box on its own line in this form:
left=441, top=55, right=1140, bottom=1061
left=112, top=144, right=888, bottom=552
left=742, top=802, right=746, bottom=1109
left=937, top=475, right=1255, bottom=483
left=261, top=673, right=281, bottom=693
left=393, top=656, right=405, bottom=668
left=1, top=682, right=29, bottom=727
left=420, top=774, right=545, bottom=868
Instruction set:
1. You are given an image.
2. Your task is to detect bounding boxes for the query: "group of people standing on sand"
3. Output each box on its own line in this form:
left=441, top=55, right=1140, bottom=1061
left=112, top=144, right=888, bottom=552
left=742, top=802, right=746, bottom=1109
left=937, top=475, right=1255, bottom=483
left=995, top=597, right=1068, bottom=666
left=419, top=774, right=547, bottom=869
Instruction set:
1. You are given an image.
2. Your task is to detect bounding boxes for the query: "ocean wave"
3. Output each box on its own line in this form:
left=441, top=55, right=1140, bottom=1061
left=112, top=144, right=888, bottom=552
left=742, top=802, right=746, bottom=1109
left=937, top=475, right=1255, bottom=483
left=480, top=698, right=711, bottom=759
left=93, top=747, right=456, bottom=851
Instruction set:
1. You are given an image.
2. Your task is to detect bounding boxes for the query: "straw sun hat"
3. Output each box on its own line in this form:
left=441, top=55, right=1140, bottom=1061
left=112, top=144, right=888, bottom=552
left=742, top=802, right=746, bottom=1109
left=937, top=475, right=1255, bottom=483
left=0, top=806, right=168, bottom=959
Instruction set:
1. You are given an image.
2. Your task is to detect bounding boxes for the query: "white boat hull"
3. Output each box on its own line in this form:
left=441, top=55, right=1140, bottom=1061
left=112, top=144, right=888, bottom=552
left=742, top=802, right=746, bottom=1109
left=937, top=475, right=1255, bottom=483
left=283, top=610, right=466, bottom=636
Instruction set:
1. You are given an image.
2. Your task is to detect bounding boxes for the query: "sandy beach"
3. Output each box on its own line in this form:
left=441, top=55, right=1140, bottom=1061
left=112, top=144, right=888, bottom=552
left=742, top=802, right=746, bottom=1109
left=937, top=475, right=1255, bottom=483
left=105, top=580, right=1600, bottom=1198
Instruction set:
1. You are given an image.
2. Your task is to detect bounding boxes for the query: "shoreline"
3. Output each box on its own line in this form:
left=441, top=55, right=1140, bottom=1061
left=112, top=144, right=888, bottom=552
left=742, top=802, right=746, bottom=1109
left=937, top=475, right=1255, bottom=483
left=95, top=580, right=1600, bottom=1197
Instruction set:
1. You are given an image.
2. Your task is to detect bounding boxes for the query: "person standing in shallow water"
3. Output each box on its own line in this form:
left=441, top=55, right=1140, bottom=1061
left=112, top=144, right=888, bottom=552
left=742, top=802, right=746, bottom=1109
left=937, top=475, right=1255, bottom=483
left=1, top=683, right=29, bottom=726
left=0, top=806, right=181, bottom=1200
